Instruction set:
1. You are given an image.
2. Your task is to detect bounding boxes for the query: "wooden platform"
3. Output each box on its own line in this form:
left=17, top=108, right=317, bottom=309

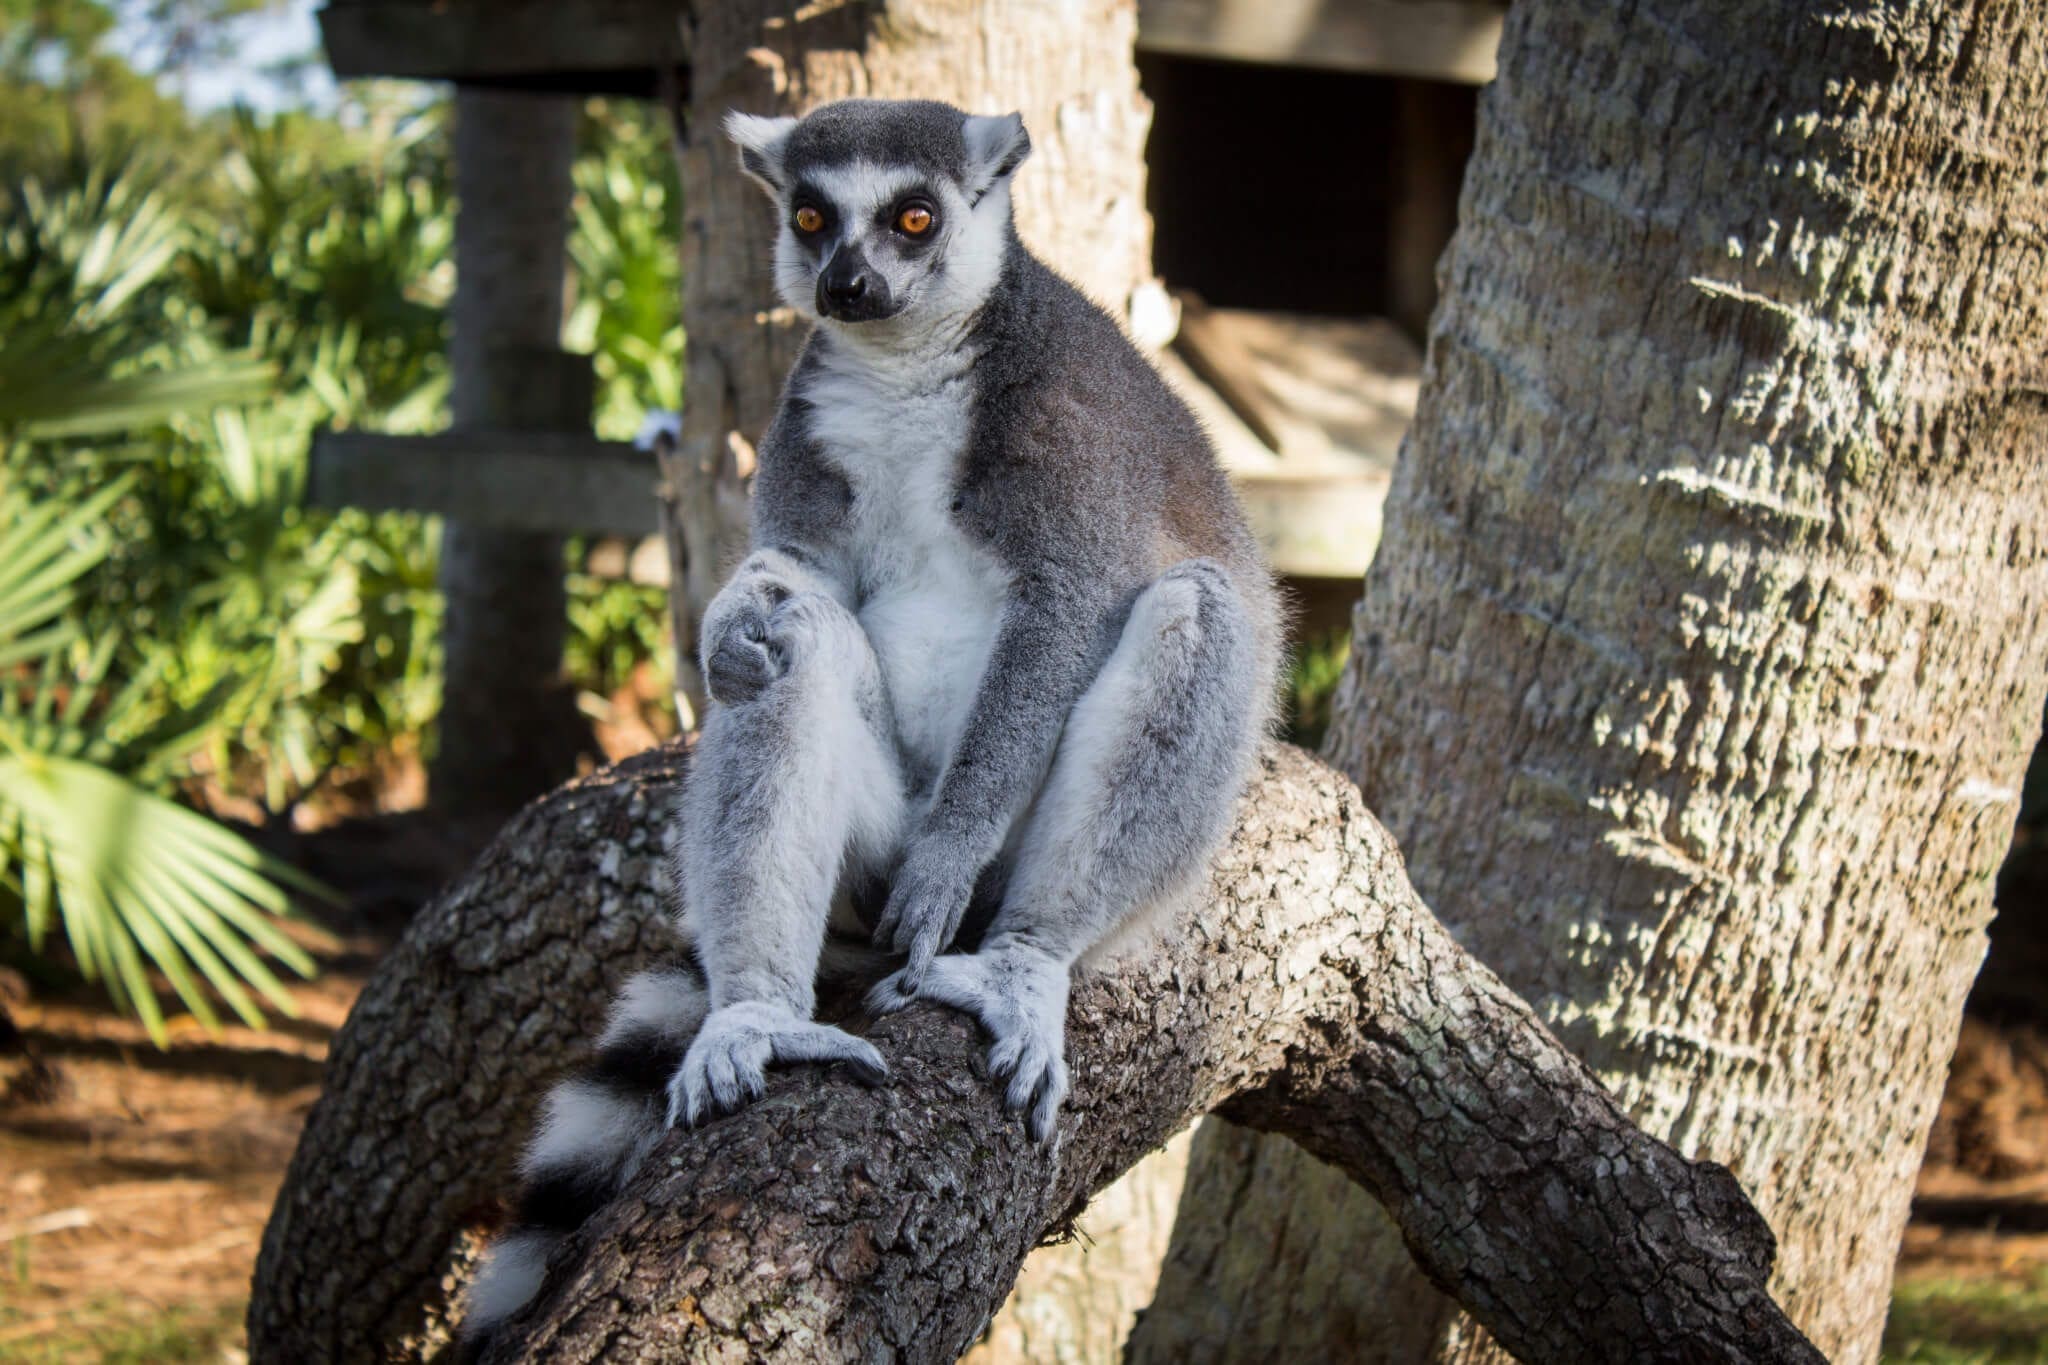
left=317, top=0, right=1504, bottom=90
left=1163, top=304, right=1419, bottom=578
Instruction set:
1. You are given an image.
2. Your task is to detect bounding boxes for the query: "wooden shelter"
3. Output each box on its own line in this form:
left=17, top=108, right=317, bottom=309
left=308, top=0, right=1504, bottom=807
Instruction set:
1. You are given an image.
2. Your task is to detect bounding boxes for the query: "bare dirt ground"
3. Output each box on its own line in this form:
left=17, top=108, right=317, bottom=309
left=0, top=960, right=362, bottom=1360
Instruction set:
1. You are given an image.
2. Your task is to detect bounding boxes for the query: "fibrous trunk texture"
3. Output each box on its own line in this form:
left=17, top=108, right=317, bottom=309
left=664, top=0, right=1156, bottom=717
left=1134, top=1, right=2048, bottom=1362
left=248, top=743, right=1820, bottom=1363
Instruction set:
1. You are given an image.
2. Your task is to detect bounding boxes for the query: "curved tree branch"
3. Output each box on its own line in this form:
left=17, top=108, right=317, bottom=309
left=251, top=744, right=1821, bottom=1363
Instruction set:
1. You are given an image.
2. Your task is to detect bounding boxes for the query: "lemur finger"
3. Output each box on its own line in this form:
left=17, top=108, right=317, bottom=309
left=863, top=971, right=916, bottom=1016
left=901, top=927, right=945, bottom=993
left=673, top=1072, right=710, bottom=1130
left=987, top=1033, right=1024, bottom=1085
left=871, top=890, right=907, bottom=950
left=703, top=1046, right=742, bottom=1110
left=736, top=1060, right=767, bottom=1106
left=1003, top=1046, right=1051, bottom=1113
left=771, top=1026, right=888, bottom=1086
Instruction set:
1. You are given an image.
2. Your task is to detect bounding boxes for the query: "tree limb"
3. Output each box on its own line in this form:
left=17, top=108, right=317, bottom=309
left=251, top=744, right=1822, bottom=1363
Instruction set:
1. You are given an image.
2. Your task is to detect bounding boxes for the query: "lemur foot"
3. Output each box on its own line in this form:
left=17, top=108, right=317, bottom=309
left=666, top=1001, right=886, bottom=1129
left=869, top=943, right=1071, bottom=1142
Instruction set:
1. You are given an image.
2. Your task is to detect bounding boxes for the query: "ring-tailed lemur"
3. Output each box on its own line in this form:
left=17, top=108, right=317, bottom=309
left=462, top=98, right=1282, bottom=1346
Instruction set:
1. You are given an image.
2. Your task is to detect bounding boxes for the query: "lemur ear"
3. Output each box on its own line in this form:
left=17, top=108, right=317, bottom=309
left=962, top=111, right=1031, bottom=204
left=724, top=111, right=798, bottom=196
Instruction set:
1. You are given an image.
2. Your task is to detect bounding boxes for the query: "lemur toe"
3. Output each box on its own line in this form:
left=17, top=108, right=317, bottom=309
left=668, top=1005, right=887, bottom=1128
left=1025, top=1064, right=1068, bottom=1144
left=865, top=969, right=917, bottom=1015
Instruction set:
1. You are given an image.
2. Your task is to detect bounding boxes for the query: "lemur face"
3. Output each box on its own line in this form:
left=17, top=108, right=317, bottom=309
left=726, top=100, right=1032, bottom=330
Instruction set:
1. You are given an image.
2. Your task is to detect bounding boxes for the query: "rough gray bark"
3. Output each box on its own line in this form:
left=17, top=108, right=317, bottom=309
left=248, top=742, right=1822, bottom=1364
left=249, top=749, right=685, bottom=1360
left=1134, top=1, right=2048, bottom=1362
left=432, top=89, right=586, bottom=815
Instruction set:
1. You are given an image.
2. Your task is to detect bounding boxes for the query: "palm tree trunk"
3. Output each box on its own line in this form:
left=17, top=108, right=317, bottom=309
left=1133, top=1, right=2048, bottom=1361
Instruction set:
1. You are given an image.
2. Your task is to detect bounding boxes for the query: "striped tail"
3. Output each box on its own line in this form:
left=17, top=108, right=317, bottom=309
left=459, top=962, right=708, bottom=1352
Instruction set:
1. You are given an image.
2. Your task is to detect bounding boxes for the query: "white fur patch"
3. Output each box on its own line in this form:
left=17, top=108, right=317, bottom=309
left=520, top=1080, right=642, bottom=1179
left=799, top=339, right=1011, bottom=787
left=726, top=112, right=796, bottom=192
left=597, top=968, right=706, bottom=1050
left=464, top=1229, right=552, bottom=1332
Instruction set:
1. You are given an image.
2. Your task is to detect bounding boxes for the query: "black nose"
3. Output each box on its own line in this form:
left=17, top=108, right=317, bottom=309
left=817, top=248, right=888, bottom=320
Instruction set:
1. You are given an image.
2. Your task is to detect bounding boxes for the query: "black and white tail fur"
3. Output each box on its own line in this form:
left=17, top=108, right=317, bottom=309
left=461, top=963, right=707, bottom=1341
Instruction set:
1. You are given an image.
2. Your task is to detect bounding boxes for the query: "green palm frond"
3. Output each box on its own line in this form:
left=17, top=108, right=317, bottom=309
left=0, top=344, right=273, bottom=440
left=0, top=168, right=275, bottom=442
left=0, top=468, right=329, bottom=1044
left=0, top=753, right=319, bottom=1041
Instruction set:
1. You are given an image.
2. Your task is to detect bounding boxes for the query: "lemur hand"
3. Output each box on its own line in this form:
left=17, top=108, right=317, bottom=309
left=874, top=833, right=980, bottom=992
left=700, top=565, right=794, bottom=705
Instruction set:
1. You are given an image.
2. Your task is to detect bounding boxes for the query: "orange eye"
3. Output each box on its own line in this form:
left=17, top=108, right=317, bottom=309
left=897, top=204, right=933, bottom=235
left=794, top=206, right=824, bottom=232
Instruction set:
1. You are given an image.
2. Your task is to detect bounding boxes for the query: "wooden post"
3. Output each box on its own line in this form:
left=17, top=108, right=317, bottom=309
left=1387, top=78, right=1476, bottom=341
left=432, top=88, right=586, bottom=816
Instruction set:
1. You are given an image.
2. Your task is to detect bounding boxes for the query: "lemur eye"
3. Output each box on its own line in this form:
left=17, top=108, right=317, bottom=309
left=897, top=203, right=934, bottom=235
left=794, top=206, right=824, bottom=233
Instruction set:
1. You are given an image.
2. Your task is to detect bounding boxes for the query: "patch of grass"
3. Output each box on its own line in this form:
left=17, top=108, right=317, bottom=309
left=0, top=1298, right=244, bottom=1364
left=1883, top=1268, right=2048, bottom=1364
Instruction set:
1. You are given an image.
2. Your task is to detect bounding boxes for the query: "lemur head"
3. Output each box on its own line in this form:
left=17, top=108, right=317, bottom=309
left=725, top=99, right=1031, bottom=331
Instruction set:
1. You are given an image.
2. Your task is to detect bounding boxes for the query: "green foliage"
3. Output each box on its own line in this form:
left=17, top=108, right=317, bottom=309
left=0, top=24, right=688, bottom=1031
left=6, top=102, right=455, bottom=811
left=1882, top=1269, right=2048, bottom=1363
left=0, top=137, right=331, bottom=1042
left=561, top=97, right=684, bottom=711
left=1284, top=629, right=1351, bottom=751
left=0, top=470, right=319, bottom=1045
left=567, top=98, right=684, bottom=439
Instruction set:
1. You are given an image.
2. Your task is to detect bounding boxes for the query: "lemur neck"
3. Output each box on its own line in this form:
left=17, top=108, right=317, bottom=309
left=817, top=296, right=992, bottom=384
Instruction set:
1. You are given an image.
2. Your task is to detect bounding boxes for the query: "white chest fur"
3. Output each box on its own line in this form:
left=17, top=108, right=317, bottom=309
left=802, top=341, right=1010, bottom=786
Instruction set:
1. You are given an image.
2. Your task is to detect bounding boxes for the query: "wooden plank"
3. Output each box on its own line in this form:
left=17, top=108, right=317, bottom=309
left=1159, top=307, right=1419, bottom=578
left=1235, top=467, right=1392, bottom=581
left=1136, top=0, right=1505, bottom=85
left=310, top=425, right=1388, bottom=579
left=308, top=430, right=660, bottom=536
left=318, top=0, right=682, bottom=89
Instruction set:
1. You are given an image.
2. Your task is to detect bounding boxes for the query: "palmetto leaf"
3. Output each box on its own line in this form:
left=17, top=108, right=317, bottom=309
left=1, top=354, right=274, bottom=440
left=0, top=753, right=320, bottom=1043
left=0, top=443, right=331, bottom=1045
left=0, top=472, right=129, bottom=644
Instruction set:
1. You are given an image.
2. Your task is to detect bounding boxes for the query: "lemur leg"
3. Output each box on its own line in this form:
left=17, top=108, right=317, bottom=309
left=671, top=583, right=906, bottom=1127
left=464, top=575, right=905, bottom=1347
left=870, top=558, right=1261, bottom=1139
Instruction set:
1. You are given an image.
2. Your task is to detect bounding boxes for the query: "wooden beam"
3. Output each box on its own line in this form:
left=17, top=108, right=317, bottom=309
left=318, top=0, right=682, bottom=92
left=308, top=431, right=661, bottom=537
left=308, top=428, right=1388, bottom=579
left=1136, top=0, right=1505, bottom=85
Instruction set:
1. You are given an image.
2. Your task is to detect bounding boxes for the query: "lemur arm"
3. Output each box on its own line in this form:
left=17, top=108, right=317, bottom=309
left=698, top=397, right=856, bottom=706
left=875, top=560, right=1124, bottom=984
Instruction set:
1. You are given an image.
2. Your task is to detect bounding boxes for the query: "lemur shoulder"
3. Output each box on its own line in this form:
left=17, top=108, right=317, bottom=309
left=462, top=97, right=1281, bottom=1350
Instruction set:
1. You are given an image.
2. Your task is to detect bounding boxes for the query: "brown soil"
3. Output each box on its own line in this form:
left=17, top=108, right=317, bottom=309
left=0, top=963, right=364, bottom=1355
